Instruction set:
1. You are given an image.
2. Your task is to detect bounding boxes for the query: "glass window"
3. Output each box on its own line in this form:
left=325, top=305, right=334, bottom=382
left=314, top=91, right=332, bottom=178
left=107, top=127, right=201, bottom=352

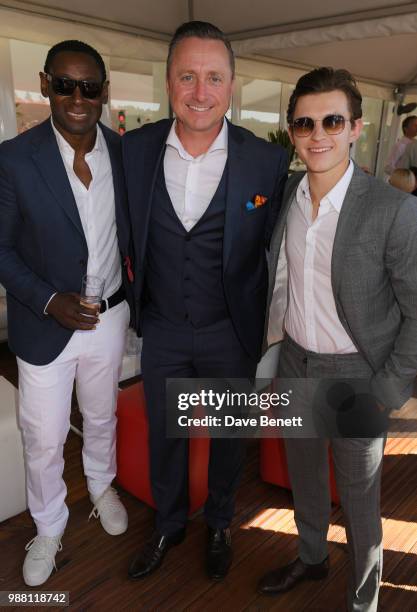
left=279, top=83, right=295, bottom=130
left=279, top=83, right=306, bottom=172
left=10, top=40, right=50, bottom=134
left=109, top=63, right=169, bottom=133
left=353, top=96, right=383, bottom=174
left=236, top=78, right=281, bottom=140
left=375, top=100, right=396, bottom=178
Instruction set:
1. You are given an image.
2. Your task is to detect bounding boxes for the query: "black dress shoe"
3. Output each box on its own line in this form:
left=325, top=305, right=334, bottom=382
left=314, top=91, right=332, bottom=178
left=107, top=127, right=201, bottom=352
left=128, top=529, right=185, bottom=579
left=258, top=556, right=329, bottom=595
left=206, top=527, right=233, bottom=581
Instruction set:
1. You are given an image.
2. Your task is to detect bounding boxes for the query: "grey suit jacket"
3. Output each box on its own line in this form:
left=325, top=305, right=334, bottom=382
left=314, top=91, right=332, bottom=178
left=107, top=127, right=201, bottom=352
left=265, top=163, right=417, bottom=411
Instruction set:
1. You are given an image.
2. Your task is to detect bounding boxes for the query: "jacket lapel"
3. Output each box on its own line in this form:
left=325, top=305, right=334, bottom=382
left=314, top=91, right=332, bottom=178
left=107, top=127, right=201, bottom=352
left=31, top=119, right=85, bottom=238
left=264, top=172, right=302, bottom=348
left=130, top=120, right=173, bottom=268
left=102, top=124, right=128, bottom=252
left=269, top=172, right=303, bottom=259
left=223, top=122, right=254, bottom=271
left=331, top=164, right=370, bottom=298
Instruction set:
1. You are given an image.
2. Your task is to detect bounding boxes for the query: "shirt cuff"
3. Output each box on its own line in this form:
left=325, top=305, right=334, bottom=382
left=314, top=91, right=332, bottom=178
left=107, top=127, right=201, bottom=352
left=44, top=292, right=57, bottom=315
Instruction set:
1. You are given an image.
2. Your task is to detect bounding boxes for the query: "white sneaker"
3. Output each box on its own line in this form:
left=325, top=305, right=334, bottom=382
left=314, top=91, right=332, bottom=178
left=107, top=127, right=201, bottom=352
left=23, top=534, right=63, bottom=586
left=89, top=487, right=128, bottom=535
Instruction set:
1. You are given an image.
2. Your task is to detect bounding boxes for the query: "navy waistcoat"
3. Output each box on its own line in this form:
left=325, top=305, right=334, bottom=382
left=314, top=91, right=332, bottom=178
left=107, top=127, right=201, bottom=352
left=144, top=160, right=229, bottom=327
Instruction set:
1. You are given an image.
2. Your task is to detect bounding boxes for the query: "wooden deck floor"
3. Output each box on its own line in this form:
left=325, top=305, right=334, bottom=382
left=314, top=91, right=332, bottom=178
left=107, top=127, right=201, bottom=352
left=1, top=347, right=417, bottom=611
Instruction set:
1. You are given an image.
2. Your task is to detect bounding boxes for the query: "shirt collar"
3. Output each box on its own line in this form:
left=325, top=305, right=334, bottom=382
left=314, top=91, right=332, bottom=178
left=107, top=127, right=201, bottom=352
left=297, top=159, right=354, bottom=214
left=166, top=118, right=228, bottom=160
left=50, top=116, right=103, bottom=158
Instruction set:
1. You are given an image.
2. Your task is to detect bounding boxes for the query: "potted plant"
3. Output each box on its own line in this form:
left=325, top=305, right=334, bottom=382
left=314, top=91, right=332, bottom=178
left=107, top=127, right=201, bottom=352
left=268, top=128, right=295, bottom=167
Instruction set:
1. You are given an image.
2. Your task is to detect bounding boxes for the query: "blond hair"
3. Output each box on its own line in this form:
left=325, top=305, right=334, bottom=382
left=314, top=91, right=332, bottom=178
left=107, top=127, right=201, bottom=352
left=389, top=169, right=416, bottom=193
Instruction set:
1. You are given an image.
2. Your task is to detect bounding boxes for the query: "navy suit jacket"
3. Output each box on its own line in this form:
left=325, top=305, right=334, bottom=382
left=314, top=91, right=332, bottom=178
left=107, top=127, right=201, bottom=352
left=0, top=119, right=132, bottom=365
left=122, top=119, right=288, bottom=361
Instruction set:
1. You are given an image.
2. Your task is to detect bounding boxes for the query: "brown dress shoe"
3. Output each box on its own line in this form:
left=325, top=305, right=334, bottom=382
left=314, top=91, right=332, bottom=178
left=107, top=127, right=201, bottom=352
left=258, top=556, right=329, bottom=595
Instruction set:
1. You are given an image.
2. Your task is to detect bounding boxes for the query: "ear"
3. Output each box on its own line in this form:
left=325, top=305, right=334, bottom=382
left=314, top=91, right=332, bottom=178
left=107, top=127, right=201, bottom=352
left=101, top=80, right=109, bottom=105
left=39, top=72, right=49, bottom=99
left=287, top=126, right=295, bottom=146
left=349, top=118, right=363, bottom=144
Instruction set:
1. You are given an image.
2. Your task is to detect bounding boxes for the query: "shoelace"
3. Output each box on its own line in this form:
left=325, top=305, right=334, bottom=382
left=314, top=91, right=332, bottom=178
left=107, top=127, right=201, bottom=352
left=88, top=486, right=121, bottom=520
left=25, top=536, right=62, bottom=569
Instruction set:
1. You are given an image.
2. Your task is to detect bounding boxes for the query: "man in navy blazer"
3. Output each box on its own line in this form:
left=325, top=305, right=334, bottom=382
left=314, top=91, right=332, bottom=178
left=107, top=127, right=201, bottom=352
left=0, top=40, right=132, bottom=586
left=124, top=21, right=288, bottom=581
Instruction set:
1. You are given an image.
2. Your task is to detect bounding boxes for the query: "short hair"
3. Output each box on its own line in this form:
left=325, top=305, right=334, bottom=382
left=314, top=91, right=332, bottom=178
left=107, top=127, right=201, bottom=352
left=402, top=115, right=417, bottom=134
left=167, top=21, right=235, bottom=77
left=389, top=168, right=416, bottom=193
left=44, top=40, right=106, bottom=82
left=287, top=67, right=362, bottom=126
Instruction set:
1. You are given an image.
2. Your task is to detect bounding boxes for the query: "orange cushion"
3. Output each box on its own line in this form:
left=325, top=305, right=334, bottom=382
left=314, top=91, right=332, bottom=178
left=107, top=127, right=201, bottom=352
left=116, top=382, right=209, bottom=513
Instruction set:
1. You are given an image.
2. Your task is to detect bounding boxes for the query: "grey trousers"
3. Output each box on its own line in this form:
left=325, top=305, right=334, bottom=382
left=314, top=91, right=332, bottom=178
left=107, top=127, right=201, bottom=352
left=279, top=335, right=386, bottom=612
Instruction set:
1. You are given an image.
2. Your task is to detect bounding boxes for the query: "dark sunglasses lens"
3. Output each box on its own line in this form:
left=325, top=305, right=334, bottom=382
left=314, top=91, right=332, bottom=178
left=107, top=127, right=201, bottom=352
left=293, top=117, right=315, bottom=136
left=322, top=114, right=345, bottom=134
left=80, top=81, right=102, bottom=99
left=50, top=76, right=102, bottom=99
left=51, top=76, right=76, bottom=96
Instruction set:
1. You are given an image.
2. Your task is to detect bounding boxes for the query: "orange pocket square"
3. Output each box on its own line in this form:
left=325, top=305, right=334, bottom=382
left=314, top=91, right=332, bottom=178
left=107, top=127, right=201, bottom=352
left=246, top=194, right=268, bottom=211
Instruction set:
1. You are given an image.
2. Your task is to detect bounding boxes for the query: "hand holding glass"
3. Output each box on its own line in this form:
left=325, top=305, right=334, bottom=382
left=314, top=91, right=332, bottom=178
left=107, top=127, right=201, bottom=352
left=80, top=275, right=105, bottom=316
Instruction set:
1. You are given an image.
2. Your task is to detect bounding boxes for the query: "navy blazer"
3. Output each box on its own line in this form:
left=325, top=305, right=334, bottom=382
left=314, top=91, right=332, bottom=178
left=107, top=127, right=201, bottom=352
left=0, top=119, right=132, bottom=365
left=122, top=119, right=288, bottom=361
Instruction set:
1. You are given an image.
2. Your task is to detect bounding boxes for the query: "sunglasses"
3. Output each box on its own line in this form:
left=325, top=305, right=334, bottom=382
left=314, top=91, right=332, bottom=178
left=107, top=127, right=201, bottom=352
left=290, top=114, right=349, bottom=137
left=44, top=73, right=104, bottom=99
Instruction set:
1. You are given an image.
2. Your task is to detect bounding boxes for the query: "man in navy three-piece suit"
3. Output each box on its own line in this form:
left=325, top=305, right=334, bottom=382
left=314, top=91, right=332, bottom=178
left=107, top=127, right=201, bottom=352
left=124, top=21, right=288, bottom=581
left=0, top=41, right=132, bottom=586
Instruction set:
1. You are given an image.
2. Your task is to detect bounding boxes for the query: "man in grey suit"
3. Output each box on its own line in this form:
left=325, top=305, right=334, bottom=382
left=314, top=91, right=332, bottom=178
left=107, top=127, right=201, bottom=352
left=258, top=67, right=417, bottom=611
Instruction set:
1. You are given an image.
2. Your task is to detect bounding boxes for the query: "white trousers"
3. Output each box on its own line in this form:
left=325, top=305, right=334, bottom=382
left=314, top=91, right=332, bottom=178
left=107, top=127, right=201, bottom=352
left=17, top=300, right=129, bottom=537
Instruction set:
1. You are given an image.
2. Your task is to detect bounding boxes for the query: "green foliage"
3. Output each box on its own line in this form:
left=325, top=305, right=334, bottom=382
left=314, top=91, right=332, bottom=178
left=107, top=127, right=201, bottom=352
left=268, top=128, right=295, bottom=165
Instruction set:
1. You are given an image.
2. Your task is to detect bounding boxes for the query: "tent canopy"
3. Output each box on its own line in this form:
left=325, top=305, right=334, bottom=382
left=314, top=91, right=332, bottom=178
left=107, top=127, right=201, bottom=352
left=1, top=0, right=417, bottom=92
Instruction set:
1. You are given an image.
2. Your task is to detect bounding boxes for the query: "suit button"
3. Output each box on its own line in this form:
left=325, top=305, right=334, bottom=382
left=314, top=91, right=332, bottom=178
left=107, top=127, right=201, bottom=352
left=302, top=357, right=308, bottom=364
left=185, top=313, right=189, bottom=320
left=185, top=235, right=191, bottom=242
left=184, top=276, right=190, bottom=281
left=79, top=259, right=86, bottom=266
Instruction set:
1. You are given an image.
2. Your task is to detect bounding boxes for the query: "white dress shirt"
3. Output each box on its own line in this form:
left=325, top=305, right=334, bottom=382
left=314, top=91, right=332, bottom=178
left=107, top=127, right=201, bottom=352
left=51, top=119, right=121, bottom=301
left=284, top=160, right=357, bottom=354
left=163, top=119, right=228, bottom=231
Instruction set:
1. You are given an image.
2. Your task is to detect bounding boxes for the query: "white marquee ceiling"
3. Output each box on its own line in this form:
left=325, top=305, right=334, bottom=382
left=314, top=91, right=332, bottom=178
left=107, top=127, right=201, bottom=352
left=2, top=0, right=417, bottom=91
